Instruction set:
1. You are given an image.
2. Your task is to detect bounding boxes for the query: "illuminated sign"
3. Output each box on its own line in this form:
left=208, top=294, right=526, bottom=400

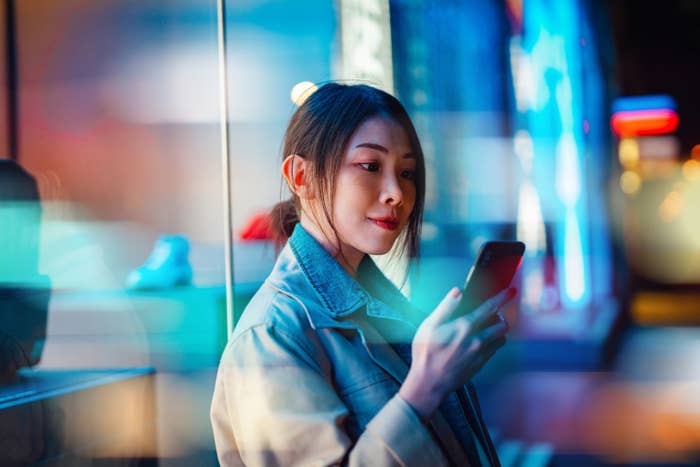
left=611, top=95, right=679, bottom=137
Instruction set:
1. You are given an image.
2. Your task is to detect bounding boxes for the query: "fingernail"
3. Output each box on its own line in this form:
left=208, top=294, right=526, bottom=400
left=449, top=287, right=462, bottom=299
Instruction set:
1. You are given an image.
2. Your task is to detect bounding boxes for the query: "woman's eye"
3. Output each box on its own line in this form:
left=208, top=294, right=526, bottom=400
left=401, top=169, right=416, bottom=180
left=359, top=162, right=380, bottom=172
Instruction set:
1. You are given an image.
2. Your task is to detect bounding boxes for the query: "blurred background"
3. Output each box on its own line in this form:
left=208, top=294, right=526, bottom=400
left=0, top=0, right=698, bottom=465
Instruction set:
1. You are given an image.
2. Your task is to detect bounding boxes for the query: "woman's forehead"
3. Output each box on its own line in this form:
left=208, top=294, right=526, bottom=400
left=347, top=116, right=412, bottom=153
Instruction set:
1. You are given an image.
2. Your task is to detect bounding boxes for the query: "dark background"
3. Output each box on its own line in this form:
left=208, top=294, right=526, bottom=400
left=605, top=0, right=700, bottom=154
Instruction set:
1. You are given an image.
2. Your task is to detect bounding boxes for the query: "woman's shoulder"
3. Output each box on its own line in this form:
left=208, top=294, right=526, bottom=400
left=221, top=281, right=329, bottom=372
left=232, top=240, right=316, bottom=330
left=234, top=280, right=315, bottom=333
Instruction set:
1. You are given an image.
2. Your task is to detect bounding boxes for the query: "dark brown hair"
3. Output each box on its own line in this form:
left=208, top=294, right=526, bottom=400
left=271, top=82, right=425, bottom=260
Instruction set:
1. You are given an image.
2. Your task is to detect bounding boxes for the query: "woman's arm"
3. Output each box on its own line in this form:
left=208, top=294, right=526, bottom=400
left=211, top=322, right=447, bottom=467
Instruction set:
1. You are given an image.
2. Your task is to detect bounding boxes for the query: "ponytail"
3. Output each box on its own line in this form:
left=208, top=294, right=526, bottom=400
left=270, top=198, right=299, bottom=249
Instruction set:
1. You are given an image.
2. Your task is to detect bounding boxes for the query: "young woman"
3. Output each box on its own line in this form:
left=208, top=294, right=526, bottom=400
left=211, top=83, right=515, bottom=466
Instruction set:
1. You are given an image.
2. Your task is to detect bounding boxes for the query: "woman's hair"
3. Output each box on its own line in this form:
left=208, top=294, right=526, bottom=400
left=271, top=82, right=426, bottom=259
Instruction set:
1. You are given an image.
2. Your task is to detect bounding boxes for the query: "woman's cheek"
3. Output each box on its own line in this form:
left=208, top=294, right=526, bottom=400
left=403, top=186, right=417, bottom=209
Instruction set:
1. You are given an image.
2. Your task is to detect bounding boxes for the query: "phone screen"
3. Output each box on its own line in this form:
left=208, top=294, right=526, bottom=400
left=456, top=241, right=525, bottom=317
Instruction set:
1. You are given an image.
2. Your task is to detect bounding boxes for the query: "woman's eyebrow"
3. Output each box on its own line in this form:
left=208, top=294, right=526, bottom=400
left=354, top=142, right=416, bottom=158
left=354, top=142, right=388, bottom=152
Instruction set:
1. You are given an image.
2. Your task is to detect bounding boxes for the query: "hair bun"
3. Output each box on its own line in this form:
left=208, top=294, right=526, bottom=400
left=270, top=198, right=299, bottom=248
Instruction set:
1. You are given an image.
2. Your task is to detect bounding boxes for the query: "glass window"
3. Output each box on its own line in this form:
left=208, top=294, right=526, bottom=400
left=2, top=2, right=224, bottom=464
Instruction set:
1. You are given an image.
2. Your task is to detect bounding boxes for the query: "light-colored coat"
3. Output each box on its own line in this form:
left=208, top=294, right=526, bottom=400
left=211, top=225, right=498, bottom=466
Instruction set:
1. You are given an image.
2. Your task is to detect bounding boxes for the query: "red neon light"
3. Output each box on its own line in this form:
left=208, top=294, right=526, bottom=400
left=611, top=109, right=679, bottom=137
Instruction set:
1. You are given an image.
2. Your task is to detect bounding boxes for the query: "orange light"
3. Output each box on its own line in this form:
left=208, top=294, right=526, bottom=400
left=611, top=110, right=679, bottom=137
left=618, top=138, right=639, bottom=167
left=682, top=160, right=700, bottom=181
left=659, top=191, right=683, bottom=222
left=691, top=144, right=700, bottom=160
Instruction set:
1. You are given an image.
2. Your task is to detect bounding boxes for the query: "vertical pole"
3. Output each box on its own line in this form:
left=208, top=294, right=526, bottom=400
left=216, top=0, right=235, bottom=339
left=6, top=0, right=18, bottom=160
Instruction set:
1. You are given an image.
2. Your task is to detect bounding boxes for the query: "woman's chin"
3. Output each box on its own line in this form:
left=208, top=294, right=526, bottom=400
left=363, top=241, right=396, bottom=256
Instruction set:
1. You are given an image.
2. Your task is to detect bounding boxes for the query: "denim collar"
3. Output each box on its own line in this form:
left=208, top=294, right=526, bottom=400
left=288, top=223, right=416, bottom=326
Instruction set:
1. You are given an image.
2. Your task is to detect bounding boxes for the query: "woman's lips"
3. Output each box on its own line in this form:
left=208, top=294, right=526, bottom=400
left=369, top=217, right=399, bottom=231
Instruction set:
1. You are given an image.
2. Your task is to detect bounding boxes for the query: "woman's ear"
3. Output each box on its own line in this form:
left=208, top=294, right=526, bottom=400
left=282, top=154, right=314, bottom=199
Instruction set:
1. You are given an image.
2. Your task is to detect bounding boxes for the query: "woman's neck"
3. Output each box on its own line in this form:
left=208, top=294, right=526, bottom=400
left=298, top=217, right=364, bottom=277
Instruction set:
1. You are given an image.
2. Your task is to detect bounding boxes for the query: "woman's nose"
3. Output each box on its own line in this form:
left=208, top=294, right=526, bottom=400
left=379, top=174, right=403, bottom=206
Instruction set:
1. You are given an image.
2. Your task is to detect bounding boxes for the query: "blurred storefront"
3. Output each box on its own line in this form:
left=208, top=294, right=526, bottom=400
left=0, top=0, right=698, bottom=465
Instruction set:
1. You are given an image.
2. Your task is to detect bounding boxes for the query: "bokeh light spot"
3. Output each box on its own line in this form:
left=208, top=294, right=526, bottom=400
left=620, top=170, right=641, bottom=195
left=690, top=144, right=700, bottom=160
left=659, top=191, right=684, bottom=222
left=619, top=138, right=640, bottom=168
left=290, top=81, right=318, bottom=106
left=683, top=160, right=700, bottom=181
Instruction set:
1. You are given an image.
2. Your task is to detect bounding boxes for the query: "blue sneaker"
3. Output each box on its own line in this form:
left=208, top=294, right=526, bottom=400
left=126, top=235, right=193, bottom=290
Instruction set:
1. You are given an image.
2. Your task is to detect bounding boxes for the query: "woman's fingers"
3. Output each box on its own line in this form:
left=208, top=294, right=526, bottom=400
left=479, top=320, right=509, bottom=347
left=464, top=319, right=508, bottom=354
left=408, top=290, right=513, bottom=406
left=425, top=287, right=463, bottom=325
left=468, top=287, right=517, bottom=330
left=469, top=337, right=505, bottom=374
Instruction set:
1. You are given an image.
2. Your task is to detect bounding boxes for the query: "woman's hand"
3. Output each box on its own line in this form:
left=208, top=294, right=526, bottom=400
left=398, top=287, right=516, bottom=421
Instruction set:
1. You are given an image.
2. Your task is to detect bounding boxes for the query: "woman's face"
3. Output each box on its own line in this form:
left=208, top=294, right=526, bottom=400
left=325, top=116, right=417, bottom=269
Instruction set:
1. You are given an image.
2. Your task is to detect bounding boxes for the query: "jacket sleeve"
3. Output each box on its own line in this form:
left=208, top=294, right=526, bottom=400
left=210, top=322, right=446, bottom=467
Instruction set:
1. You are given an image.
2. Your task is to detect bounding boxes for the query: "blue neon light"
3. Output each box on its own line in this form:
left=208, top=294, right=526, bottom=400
left=612, top=94, right=677, bottom=113
left=512, top=0, right=612, bottom=312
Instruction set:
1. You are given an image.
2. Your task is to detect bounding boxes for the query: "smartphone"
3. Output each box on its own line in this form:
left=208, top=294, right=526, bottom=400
left=455, top=240, right=525, bottom=318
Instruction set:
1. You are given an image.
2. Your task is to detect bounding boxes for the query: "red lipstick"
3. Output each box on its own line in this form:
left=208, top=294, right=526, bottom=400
left=369, top=216, right=399, bottom=231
